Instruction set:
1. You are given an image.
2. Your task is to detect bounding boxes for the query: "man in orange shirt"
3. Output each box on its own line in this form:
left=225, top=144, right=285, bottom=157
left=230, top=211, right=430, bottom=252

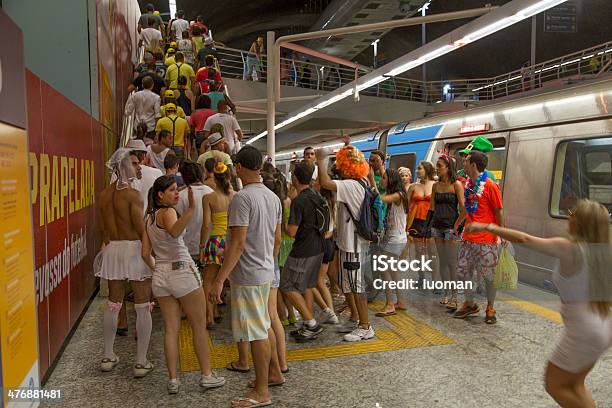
left=453, top=150, right=503, bottom=324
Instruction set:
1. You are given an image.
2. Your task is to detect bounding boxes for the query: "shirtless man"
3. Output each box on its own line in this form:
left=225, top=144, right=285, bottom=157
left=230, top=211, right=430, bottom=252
left=95, top=148, right=154, bottom=377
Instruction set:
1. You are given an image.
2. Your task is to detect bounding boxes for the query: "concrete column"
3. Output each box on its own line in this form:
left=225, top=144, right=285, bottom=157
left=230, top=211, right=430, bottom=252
left=267, top=31, right=276, bottom=165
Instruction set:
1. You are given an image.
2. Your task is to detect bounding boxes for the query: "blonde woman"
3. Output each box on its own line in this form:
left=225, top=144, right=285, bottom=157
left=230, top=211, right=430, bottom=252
left=466, top=199, right=612, bottom=408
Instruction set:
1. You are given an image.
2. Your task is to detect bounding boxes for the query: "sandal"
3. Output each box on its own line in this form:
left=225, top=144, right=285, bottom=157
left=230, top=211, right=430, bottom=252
left=439, top=296, right=449, bottom=305
left=231, top=397, right=272, bottom=407
left=394, top=303, right=408, bottom=311
left=226, top=362, right=250, bottom=373
left=375, top=309, right=396, bottom=317
left=247, top=379, right=285, bottom=388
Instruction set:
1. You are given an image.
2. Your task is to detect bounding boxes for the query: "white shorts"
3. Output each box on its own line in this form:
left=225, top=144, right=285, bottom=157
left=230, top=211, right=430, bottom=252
left=338, top=250, right=366, bottom=294
left=152, top=261, right=202, bottom=298
left=549, top=303, right=612, bottom=373
left=94, top=240, right=152, bottom=281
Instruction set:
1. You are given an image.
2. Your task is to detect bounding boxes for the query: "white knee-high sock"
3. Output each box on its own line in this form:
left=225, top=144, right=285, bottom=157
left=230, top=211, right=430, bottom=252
left=103, top=301, right=122, bottom=359
left=134, top=302, right=152, bottom=366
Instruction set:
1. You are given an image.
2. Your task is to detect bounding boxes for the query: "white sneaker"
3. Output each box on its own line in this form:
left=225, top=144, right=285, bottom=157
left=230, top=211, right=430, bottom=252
left=167, top=378, right=180, bottom=394
left=199, top=373, right=226, bottom=389
left=321, top=309, right=340, bottom=324
left=100, top=355, right=119, bottom=372
left=133, top=361, right=154, bottom=378
left=343, top=326, right=375, bottom=342
left=336, top=320, right=359, bottom=333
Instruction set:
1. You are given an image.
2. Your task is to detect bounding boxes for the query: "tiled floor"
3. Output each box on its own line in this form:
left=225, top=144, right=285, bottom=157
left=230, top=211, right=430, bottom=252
left=42, top=285, right=612, bottom=407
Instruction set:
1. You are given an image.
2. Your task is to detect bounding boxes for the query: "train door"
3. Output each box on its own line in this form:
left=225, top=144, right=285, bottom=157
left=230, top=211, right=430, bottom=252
left=388, top=153, right=417, bottom=174
left=446, top=136, right=508, bottom=189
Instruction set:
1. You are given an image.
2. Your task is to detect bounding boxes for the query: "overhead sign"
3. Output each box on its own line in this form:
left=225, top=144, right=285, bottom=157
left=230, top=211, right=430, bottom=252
left=544, top=1, right=577, bottom=33
left=460, top=123, right=491, bottom=134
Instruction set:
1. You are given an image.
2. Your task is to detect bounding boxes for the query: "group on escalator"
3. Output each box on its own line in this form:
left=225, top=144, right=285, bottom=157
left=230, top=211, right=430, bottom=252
left=128, top=5, right=241, bottom=165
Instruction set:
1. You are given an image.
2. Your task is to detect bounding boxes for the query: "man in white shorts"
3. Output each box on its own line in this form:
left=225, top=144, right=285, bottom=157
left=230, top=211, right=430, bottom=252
left=316, top=146, right=375, bottom=342
left=95, top=148, right=154, bottom=377
left=209, top=145, right=284, bottom=407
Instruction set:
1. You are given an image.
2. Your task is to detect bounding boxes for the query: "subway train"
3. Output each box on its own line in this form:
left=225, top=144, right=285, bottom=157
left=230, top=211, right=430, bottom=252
left=276, top=78, right=612, bottom=290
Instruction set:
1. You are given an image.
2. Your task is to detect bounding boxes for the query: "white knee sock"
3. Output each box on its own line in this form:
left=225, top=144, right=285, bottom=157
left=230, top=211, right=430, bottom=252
left=103, top=301, right=122, bottom=359
left=135, top=303, right=152, bottom=366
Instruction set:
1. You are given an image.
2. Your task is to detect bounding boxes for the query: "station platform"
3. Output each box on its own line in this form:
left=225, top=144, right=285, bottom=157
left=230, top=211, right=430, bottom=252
left=41, top=284, right=612, bottom=407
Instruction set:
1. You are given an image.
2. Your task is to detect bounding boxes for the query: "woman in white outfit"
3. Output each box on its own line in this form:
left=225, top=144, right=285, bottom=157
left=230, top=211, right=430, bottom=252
left=466, top=199, right=612, bottom=408
left=376, top=168, right=409, bottom=316
left=141, top=175, right=225, bottom=394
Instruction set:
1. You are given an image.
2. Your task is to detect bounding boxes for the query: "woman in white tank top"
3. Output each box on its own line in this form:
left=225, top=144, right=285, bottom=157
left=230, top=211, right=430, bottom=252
left=376, top=168, right=410, bottom=317
left=466, top=199, right=612, bottom=408
left=141, top=175, right=225, bottom=394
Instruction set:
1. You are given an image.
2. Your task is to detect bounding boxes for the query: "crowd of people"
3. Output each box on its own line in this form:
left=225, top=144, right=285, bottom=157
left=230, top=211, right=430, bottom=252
left=128, top=5, right=239, bottom=162
left=94, top=5, right=612, bottom=408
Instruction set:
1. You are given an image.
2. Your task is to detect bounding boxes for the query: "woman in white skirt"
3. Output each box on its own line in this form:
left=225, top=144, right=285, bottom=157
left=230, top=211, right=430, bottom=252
left=375, top=168, right=410, bottom=317
left=141, top=175, right=225, bottom=394
left=466, top=199, right=612, bottom=408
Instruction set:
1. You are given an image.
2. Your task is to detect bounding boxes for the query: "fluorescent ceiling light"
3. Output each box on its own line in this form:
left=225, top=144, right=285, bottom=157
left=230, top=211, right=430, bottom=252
left=356, top=76, right=387, bottom=91
left=260, top=0, right=569, bottom=144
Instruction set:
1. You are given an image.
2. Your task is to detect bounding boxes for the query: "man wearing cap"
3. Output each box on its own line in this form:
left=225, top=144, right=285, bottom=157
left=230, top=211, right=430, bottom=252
left=165, top=52, right=195, bottom=90
left=209, top=145, right=283, bottom=407
left=168, top=10, right=189, bottom=41
left=155, top=103, right=190, bottom=157
left=195, top=38, right=220, bottom=72
left=160, top=90, right=187, bottom=118
left=164, top=48, right=177, bottom=66
left=124, top=76, right=161, bottom=140
left=456, top=136, right=496, bottom=182
left=453, top=149, right=503, bottom=324
left=138, top=3, right=163, bottom=33
left=197, top=133, right=232, bottom=167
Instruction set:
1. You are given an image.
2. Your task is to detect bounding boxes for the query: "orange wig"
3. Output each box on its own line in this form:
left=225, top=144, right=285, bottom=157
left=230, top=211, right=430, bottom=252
left=335, top=145, right=370, bottom=180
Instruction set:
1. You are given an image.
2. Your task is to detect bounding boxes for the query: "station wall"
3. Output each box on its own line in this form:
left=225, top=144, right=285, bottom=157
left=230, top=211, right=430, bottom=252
left=3, top=0, right=141, bottom=380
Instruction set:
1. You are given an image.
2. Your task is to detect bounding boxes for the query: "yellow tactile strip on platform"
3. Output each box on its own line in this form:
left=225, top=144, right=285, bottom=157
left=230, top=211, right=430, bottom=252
left=499, top=295, right=562, bottom=325
left=178, top=302, right=454, bottom=372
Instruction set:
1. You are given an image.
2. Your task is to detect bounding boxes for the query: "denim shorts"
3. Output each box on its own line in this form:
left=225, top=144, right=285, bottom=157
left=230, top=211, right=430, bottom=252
left=272, top=260, right=281, bottom=289
left=430, top=227, right=459, bottom=241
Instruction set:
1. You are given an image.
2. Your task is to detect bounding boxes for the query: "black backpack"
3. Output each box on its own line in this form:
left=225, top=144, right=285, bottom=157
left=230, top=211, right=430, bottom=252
left=343, top=179, right=384, bottom=243
left=307, top=191, right=330, bottom=237
left=176, top=89, right=192, bottom=116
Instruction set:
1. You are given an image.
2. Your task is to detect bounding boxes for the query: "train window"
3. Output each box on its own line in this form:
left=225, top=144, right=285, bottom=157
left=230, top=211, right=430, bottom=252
left=446, top=137, right=507, bottom=185
left=388, top=153, right=416, bottom=175
left=550, top=136, right=612, bottom=217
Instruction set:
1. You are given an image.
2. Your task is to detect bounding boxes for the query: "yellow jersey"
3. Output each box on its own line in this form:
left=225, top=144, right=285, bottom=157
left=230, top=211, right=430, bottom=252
left=165, top=62, right=195, bottom=89
left=155, top=114, right=189, bottom=147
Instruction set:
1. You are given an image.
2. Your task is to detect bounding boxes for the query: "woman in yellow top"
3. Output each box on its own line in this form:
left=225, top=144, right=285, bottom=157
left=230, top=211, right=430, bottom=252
left=200, top=161, right=234, bottom=328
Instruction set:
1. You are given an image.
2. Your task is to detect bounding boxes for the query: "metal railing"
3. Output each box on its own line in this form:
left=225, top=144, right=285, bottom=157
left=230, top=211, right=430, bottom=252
left=213, top=39, right=612, bottom=104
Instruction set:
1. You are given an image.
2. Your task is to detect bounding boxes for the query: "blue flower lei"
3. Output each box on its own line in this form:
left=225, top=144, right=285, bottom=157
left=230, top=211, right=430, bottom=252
left=464, top=171, right=488, bottom=215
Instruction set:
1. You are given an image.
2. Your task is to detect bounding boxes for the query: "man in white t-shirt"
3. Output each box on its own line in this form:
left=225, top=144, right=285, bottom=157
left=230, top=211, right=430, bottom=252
left=175, top=161, right=213, bottom=260
left=169, top=10, right=190, bottom=40
left=316, top=145, right=375, bottom=342
left=125, top=140, right=163, bottom=213
left=139, top=17, right=163, bottom=49
left=203, top=101, right=243, bottom=154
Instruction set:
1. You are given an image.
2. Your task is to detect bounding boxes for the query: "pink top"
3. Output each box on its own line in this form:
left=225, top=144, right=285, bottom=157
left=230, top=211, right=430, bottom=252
left=189, top=108, right=216, bottom=132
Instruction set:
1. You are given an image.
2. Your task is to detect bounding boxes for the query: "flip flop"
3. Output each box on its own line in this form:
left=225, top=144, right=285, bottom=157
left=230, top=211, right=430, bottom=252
left=375, top=310, right=396, bottom=317
left=281, top=367, right=289, bottom=374
left=247, top=379, right=285, bottom=388
left=226, top=362, right=250, bottom=373
left=394, top=304, right=408, bottom=311
left=231, top=397, right=272, bottom=408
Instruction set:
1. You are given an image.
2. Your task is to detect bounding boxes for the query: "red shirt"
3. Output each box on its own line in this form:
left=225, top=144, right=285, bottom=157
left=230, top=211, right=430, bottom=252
left=463, top=178, right=503, bottom=244
left=195, top=67, right=222, bottom=94
left=189, top=108, right=216, bottom=133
